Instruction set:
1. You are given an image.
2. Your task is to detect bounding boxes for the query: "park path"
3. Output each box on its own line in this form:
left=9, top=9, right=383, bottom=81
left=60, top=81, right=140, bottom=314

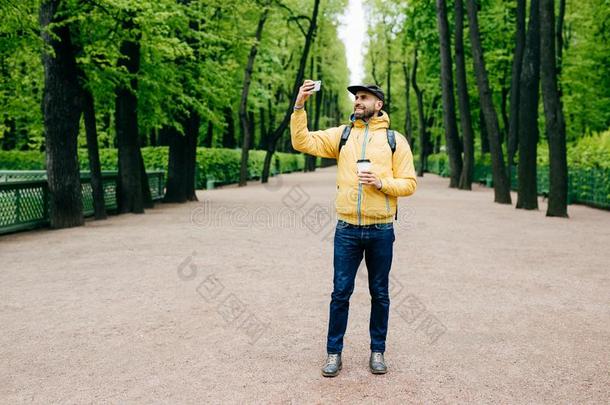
left=1, top=167, right=609, bottom=404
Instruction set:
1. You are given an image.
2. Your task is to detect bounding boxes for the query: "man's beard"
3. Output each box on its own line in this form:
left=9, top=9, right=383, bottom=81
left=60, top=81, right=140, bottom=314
left=353, top=106, right=375, bottom=120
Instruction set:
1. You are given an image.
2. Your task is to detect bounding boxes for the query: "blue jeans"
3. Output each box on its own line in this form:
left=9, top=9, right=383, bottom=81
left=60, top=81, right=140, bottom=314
left=326, top=220, right=395, bottom=354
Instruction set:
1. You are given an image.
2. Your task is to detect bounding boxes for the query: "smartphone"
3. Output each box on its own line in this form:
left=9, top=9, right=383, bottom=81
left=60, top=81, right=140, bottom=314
left=313, top=80, right=322, bottom=92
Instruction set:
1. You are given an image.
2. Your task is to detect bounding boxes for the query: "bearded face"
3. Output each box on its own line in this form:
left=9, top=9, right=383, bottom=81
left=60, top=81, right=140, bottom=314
left=353, top=91, right=382, bottom=120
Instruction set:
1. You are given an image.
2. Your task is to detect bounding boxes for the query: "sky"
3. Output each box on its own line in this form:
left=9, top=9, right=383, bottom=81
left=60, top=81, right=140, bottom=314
left=337, top=0, right=367, bottom=86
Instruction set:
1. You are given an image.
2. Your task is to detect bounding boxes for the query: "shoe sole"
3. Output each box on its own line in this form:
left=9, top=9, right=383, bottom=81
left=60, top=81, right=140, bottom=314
left=370, top=367, right=387, bottom=374
left=321, top=363, right=342, bottom=377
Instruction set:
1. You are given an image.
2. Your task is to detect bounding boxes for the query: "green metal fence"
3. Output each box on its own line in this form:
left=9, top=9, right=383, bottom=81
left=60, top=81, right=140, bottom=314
left=425, top=157, right=610, bottom=210
left=0, top=171, right=165, bottom=235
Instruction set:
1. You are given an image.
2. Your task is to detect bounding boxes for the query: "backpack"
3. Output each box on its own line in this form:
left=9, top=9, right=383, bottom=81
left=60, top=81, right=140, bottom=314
left=337, top=124, right=399, bottom=220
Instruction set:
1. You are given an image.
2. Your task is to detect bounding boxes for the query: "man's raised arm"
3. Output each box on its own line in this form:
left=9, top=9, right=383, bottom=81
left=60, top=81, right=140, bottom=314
left=290, top=80, right=342, bottom=159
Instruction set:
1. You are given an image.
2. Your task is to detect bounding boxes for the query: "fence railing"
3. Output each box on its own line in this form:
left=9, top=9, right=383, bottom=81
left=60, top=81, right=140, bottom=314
left=0, top=171, right=165, bottom=235
left=425, top=157, right=610, bottom=210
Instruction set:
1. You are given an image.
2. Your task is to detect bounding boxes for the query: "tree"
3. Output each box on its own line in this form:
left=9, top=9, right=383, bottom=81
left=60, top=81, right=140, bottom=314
left=164, top=125, right=188, bottom=202
left=82, top=89, right=107, bottom=220
left=261, top=0, right=320, bottom=183
left=402, top=62, right=413, bottom=147
left=40, top=0, right=84, bottom=228
left=508, top=0, right=526, bottom=168
left=164, top=0, right=205, bottom=203
left=239, top=6, right=269, bottom=187
left=411, top=47, right=427, bottom=177
left=516, top=0, right=541, bottom=210
left=454, top=0, right=474, bottom=190
left=435, top=0, right=463, bottom=188
left=465, top=0, right=512, bottom=204
left=72, top=17, right=107, bottom=221
left=540, top=0, right=568, bottom=217
left=115, top=14, right=146, bottom=213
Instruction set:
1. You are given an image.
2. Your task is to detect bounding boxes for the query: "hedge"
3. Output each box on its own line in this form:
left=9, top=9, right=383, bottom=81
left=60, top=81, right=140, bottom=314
left=422, top=130, right=610, bottom=210
left=0, top=147, right=307, bottom=189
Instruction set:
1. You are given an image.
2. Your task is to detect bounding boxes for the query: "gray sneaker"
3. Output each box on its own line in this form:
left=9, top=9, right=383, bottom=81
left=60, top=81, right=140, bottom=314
left=321, top=353, right=342, bottom=377
left=369, top=352, right=387, bottom=374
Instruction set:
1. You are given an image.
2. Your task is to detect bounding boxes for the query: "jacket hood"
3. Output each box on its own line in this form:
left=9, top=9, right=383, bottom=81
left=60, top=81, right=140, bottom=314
left=350, top=110, right=390, bottom=131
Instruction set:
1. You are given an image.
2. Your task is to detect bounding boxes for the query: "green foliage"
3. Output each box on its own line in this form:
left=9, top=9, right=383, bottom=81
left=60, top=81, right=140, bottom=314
left=565, top=129, right=610, bottom=169
left=0, top=0, right=351, bottom=154
left=428, top=128, right=610, bottom=171
left=364, top=0, right=442, bottom=152
left=0, top=150, right=46, bottom=170
left=0, top=146, right=304, bottom=189
left=561, top=0, right=610, bottom=139
left=0, top=0, right=44, bottom=150
left=365, top=0, right=610, bottom=162
left=425, top=129, right=610, bottom=209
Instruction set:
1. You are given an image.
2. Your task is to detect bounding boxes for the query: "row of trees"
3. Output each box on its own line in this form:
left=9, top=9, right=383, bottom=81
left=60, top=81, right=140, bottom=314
left=364, top=0, right=610, bottom=217
left=0, top=0, right=351, bottom=228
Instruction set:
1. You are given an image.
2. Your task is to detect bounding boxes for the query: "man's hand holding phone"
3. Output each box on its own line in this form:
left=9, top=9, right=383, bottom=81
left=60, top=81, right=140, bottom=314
left=295, top=80, right=321, bottom=109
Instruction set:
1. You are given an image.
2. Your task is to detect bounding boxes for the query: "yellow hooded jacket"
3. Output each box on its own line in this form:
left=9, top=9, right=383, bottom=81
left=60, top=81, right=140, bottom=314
left=290, top=108, right=417, bottom=225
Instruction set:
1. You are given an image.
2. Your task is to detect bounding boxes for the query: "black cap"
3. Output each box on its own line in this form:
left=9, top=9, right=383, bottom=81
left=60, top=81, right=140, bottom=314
left=347, top=84, right=385, bottom=103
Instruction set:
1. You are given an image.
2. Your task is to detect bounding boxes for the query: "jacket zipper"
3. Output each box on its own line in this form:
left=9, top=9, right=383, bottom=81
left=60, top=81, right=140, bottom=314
left=357, top=122, right=369, bottom=225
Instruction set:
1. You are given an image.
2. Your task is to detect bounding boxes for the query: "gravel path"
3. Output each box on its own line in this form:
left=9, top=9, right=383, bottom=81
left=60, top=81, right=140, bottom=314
left=1, top=167, right=609, bottom=404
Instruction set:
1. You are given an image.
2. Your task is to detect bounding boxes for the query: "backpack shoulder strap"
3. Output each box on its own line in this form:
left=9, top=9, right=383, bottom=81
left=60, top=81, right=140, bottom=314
left=338, top=124, right=352, bottom=155
left=387, top=129, right=396, bottom=154
left=386, top=129, right=398, bottom=220
left=338, top=126, right=396, bottom=155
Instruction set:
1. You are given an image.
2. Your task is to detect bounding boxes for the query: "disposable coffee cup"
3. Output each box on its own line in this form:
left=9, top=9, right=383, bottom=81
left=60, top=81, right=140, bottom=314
left=357, top=159, right=371, bottom=174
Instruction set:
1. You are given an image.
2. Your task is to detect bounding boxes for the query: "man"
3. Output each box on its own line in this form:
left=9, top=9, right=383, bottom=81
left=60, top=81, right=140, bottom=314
left=290, top=81, right=417, bottom=377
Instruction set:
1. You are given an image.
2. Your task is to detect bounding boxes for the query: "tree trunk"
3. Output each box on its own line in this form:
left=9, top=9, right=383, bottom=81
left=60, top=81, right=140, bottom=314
left=222, top=107, right=236, bottom=148
left=309, top=56, right=323, bottom=172
left=248, top=110, right=255, bottom=151
left=82, top=89, right=107, bottom=220
left=115, top=17, right=145, bottom=214
left=412, top=48, right=427, bottom=177
left=540, top=0, right=568, bottom=217
left=436, top=0, right=463, bottom=188
left=402, top=62, right=413, bottom=148
left=258, top=108, right=267, bottom=150
left=466, top=0, right=512, bottom=204
left=556, top=0, right=566, bottom=76
left=386, top=55, right=392, bottom=113
left=185, top=111, right=199, bottom=200
left=480, top=108, right=489, bottom=154
left=164, top=109, right=199, bottom=202
left=40, top=0, right=84, bottom=228
left=164, top=126, right=188, bottom=203
left=139, top=147, right=153, bottom=209
left=239, top=8, right=268, bottom=186
left=508, top=0, right=525, bottom=168
left=455, top=0, right=474, bottom=190
left=149, top=128, right=157, bottom=147
left=500, top=80, right=509, bottom=145
left=516, top=0, right=541, bottom=210
left=425, top=95, right=440, bottom=158
left=304, top=55, right=315, bottom=172
left=262, top=0, right=320, bottom=183
left=204, top=120, right=213, bottom=147
left=261, top=150, right=274, bottom=185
